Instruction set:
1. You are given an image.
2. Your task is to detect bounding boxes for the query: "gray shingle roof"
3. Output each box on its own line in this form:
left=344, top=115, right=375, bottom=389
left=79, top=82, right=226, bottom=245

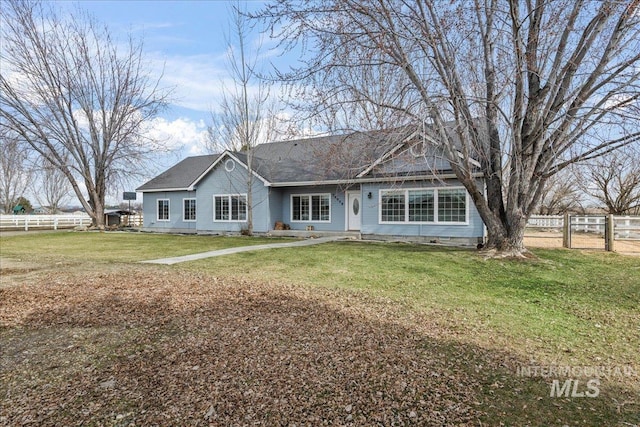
left=239, top=129, right=404, bottom=183
left=368, top=144, right=453, bottom=178
left=136, top=154, right=220, bottom=191
left=137, top=124, right=477, bottom=191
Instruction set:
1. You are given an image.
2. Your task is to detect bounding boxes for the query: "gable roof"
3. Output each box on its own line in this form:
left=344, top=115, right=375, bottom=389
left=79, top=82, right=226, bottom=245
left=137, top=125, right=482, bottom=192
left=136, top=154, right=220, bottom=192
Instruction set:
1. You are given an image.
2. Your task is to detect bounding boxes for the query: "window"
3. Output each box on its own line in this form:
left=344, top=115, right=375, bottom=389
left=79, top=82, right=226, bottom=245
left=381, top=191, right=405, bottom=222
left=291, top=194, right=330, bottom=222
left=183, top=198, right=196, bottom=221
left=380, top=188, right=467, bottom=223
left=230, top=195, right=247, bottom=221
left=438, top=189, right=466, bottom=223
left=214, top=194, right=247, bottom=221
left=409, top=190, right=434, bottom=222
left=157, top=199, right=169, bottom=221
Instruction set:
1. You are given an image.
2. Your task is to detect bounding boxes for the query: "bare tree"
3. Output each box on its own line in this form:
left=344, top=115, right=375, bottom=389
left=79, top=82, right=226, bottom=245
left=257, top=0, right=640, bottom=256
left=32, top=153, right=72, bottom=213
left=207, top=2, right=276, bottom=235
left=0, top=0, right=169, bottom=228
left=287, top=53, right=416, bottom=134
left=537, top=169, right=584, bottom=215
left=0, top=129, right=33, bottom=214
left=578, top=146, right=640, bottom=215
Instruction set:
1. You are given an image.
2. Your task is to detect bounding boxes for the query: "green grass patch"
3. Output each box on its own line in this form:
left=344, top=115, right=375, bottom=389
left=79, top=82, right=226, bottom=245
left=0, top=231, right=293, bottom=263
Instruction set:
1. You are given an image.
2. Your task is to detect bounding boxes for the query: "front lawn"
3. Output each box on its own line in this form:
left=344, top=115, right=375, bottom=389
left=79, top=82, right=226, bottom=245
left=1, top=233, right=638, bottom=425
left=0, top=231, right=293, bottom=265
left=182, top=241, right=640, bottom=369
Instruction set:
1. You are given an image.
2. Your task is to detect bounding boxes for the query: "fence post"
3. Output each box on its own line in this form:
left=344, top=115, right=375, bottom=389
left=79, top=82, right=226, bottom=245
left=563, top=213, right=571, bottom=248
left=24, top=217, right=29, bottom=231
left=605, top=214, right=614, bottom=252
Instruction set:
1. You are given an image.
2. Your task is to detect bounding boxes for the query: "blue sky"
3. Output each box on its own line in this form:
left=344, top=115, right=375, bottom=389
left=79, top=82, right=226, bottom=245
left=41, top=1, right=296, bottom=203
left=67, top=1, right=281, bottom=166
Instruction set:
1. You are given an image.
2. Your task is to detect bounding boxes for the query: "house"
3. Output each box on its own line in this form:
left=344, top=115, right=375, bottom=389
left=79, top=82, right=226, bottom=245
left=33, top=206, right=60, bottom=215
left=137, top=128, right=486, bottom=245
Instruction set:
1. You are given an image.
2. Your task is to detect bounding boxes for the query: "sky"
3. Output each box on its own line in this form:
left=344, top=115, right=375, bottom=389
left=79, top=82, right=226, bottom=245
left=61, top=0, right=286, bottom=196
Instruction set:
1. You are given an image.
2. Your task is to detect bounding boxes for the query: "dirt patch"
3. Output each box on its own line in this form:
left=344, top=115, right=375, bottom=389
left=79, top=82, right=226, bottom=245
left=524, top=231, right=640, bottom=255
left=0, top=258, right=46, bottom=288
left=0, top=257, right=42, bottom=271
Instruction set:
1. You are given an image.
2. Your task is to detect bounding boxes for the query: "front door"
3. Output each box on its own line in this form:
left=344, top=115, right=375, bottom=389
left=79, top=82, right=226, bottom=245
left=347, top=191, right=361, bottom=231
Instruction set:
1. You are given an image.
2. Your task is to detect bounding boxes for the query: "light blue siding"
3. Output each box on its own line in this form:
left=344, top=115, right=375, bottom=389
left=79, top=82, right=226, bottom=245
left=268, top=189, right=283, bottom=227
left=142, top=190, right=198, bottom=233
left=277, top=185, right=348, bottom=231
left=360, top=179, right=484, bottom=239
left=141, top=157, right=485, bottom=240
left=195, top=159, right=272, bottom=233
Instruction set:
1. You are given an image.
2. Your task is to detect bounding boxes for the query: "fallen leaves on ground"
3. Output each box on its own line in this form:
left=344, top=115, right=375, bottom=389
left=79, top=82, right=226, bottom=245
left=0, top=267, right=635, bottom=426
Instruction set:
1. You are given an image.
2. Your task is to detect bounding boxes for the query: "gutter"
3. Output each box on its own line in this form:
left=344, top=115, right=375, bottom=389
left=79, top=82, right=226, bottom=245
left=136, top=187, right=191, bottom=193
left=269, top=172, right=483, bottom=187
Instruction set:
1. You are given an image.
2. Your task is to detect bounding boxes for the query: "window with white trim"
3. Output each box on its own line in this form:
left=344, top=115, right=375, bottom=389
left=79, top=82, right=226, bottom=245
left=409, top=190, right=435, bottom=222
left=291, top=194, right=330, bottom=222
left=214, top=194, right=247, bottom=221
left=381, top=191, right=405, bottom=222
left=438, top=189, right=466, bottom=222
left=379, top=188, right=467, bottom=224
left=183, top=198, right=196, bottom=221
left=157, top=199, right=169, bottom=221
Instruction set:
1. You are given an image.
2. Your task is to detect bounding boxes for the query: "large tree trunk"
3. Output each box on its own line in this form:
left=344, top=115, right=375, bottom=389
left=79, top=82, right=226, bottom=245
left=463, top=173, right=535, bottom=258
left=482, top=213, right=529, bottom=258
left=91, top=198, right=106, bottom=230
left=95, top=203, right=105, bottom=229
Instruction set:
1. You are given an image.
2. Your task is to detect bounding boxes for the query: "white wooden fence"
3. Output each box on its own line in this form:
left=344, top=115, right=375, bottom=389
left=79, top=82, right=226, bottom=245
left=527, top=215, right=564, bottom=229
left=0, top=214, right=143, bottom=231
left=0, top=214, right=92, bottom=231
left=124, top=214, right=144, bottom=227
left=612, top=216, right=640, bottom=240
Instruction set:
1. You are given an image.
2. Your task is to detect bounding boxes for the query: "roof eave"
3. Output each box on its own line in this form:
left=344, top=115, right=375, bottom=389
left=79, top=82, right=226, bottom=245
left=270, top=171, right=483, bottom=187
left=136, top=187, right=191, bottom=193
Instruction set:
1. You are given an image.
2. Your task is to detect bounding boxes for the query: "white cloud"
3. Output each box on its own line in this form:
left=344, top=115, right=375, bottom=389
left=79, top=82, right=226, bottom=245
left=144, top=117, right=210, bottom=154
left=152, top=53, right=229, bottom=112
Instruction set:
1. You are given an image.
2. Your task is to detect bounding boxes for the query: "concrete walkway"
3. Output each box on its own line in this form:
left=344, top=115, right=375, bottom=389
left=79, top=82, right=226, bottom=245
left=140, top=236, right=347, bottom=265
